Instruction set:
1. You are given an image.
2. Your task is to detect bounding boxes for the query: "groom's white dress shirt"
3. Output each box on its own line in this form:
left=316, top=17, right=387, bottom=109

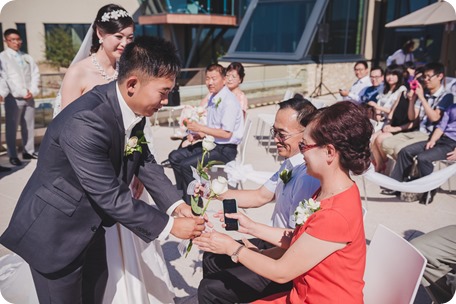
left=116, top=84, right=183, bottom=239
left=263, top=153, right=320, bottom=229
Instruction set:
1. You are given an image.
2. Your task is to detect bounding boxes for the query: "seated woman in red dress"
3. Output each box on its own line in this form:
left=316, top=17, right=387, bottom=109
left=193, top=101, right=373, bottom=303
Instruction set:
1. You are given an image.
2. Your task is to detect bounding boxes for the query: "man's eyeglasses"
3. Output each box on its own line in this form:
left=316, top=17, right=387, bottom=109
left=370, top=75, right=383, bottom=79
left=423, top=74, right=437, bottom=80
left=6, top=38, right=22, bottom=43
left=270, top=127, right=302, bottom=142
left=298, top=141, right=319, bottom=153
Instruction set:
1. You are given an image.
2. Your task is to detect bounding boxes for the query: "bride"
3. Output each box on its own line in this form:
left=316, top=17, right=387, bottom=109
left=0, top=4, right=176, bottom=304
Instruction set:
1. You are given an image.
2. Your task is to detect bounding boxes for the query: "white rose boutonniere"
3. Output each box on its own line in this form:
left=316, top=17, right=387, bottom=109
left=294, top=198, right=321, bottom=226
left=202, top=135, right=216, bottom=151
left=279, top=169, right=292, bottom=185
left=215, top=97, right=222, bottom=108
left=124, top=131, right=148, bottom=156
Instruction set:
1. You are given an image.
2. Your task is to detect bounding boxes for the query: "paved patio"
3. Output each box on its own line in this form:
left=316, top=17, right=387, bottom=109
left=0, top=100, right=455, bottom=303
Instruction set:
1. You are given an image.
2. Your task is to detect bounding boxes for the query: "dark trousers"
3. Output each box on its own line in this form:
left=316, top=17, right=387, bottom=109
left=30, top=228, right=108, bottom=304
left=390, top=136, right=456, bottom=182
left=168, top=142, right=237, bottom=203
left=198, top=238, right=292, bottom=304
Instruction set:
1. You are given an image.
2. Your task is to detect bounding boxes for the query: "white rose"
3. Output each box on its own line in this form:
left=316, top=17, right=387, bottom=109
left=307, top=198, right=320, bottom=210
left=202, top=135, right=216, bottom=151
left=127, top=136, right=138, bottom=148
left=211, top=176, right=228, bottom=195
left=196, top=106, right=206, bottom=115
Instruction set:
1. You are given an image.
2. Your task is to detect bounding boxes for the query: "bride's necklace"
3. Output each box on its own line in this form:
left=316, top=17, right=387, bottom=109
left=91, top=54, right=118, bottom=82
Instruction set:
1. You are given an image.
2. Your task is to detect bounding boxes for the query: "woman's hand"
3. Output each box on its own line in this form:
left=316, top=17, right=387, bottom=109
left=447, top=148, right=456, bottom=161
left=193, top=231, right=239, bottom=255
left=213, top=210, right=256, bottom=235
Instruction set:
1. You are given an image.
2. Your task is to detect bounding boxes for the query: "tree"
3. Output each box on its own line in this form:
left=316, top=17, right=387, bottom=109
left=45, top=27, right=77, bottom=68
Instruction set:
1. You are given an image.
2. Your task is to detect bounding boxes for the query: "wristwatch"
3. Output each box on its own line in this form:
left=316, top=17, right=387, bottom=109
left=231, top=245, right=245, bottom=263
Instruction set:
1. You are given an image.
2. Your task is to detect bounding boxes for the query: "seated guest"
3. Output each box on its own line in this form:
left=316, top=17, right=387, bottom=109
left=410, top=225, right=456, bottom=303
left=389, top=103, right=456, bottom=203
left=369, top=64, right=411, bottom=172
left=168, top=63, right=244, bottom=203
left=381, top=62, right=453, bottom=162
left=360, top=66, right=384, bottom=105
left=339, top=60, right=372, bottom=103
left=198, top=97, right=320, bottom=304
left=386, top=39, right=417, bottom=66
left=225, top=62, right=248, bottom=117
left=194, top=101, right=372, bottom=304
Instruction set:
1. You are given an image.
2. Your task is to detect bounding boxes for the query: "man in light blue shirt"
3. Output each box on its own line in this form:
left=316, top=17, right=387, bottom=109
left=198, top=97, right=320, bottom=304
left=169, top=63, right=244, bottom=203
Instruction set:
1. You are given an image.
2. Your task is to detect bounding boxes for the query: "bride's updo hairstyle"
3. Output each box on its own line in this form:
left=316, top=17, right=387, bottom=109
left=304, top=101, right=373, bottom=175
left=91, top=4, right=134, bottom=54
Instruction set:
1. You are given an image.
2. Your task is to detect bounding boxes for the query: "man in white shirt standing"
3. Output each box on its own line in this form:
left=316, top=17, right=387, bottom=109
left=198, top=97, right=321, bottom=304
left=0, top=28, right=40, bottom=166
left=339, top=60, right=372, bottom=103
left=0, top=60, right=12, bottom=172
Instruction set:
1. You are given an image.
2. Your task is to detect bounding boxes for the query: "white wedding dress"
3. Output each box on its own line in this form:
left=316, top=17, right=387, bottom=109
left=0, top=25, right=175, bottom=303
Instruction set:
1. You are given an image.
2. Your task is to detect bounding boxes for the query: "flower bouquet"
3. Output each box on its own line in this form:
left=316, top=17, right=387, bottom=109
left=180, top=136, right=227, bottom=257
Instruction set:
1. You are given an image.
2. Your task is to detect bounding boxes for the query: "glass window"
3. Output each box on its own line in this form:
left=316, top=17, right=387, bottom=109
left=16, top=23, right=28, bottom=53
left=224, top=0, right=328, bottom=62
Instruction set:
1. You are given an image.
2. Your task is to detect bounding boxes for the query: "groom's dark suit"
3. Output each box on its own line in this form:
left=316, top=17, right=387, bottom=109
left=0, top=82, right=182, bottom=300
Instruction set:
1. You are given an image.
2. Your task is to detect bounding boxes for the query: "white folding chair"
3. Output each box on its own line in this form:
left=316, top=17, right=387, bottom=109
left=363, top=224, right=427, bottom=304
left=211, top=119, right=252, bottom=189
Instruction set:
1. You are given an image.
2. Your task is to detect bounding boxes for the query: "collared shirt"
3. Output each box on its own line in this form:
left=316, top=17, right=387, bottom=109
left=263, top=153, right=320, bottom=229
left=416, top=86, right=454, bottom=134
left=2, top=48, right=40, bottom=97
left=437, top=104, right=456, bottom=142
left=206, top=86, right=244, bottom=145
left=386, top=49, right=414, bottom=66
left=116, top=84, right=181, bottom=240
left=347, top=75, right=372, bottom=103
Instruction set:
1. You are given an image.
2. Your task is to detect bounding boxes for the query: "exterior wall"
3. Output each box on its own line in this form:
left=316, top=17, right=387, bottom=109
left=0, top=0, right=140, bottom=62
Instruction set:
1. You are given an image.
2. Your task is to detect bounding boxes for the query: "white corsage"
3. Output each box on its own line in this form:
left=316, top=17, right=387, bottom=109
left=124, top=132, right=148, bottom=156
left=294, top=198, right=321, bottom=226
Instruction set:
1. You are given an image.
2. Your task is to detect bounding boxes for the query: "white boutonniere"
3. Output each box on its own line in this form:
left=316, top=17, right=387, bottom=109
left=279, top=169, right=292, bottom=185
left=294, top=198, right=321, bottom=226
left=215, top=97, right=222, bottom=108
left=124, top=131, right=148, bottom=156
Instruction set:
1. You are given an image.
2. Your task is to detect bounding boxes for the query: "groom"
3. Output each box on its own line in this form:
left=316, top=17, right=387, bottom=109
left=0, top=36, right=204, bottom=304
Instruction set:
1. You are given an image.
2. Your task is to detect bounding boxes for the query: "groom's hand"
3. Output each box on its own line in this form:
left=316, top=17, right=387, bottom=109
left=172, top=203, right=193, bottom=218
left=171, top=217, right=205, bottom=239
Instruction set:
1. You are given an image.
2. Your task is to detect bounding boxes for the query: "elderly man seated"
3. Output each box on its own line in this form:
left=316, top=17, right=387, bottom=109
left=168, top=63, right=244, bottom=203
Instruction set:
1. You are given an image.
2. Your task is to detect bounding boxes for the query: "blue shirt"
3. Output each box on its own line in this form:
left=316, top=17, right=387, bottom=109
left=206, top=86, right=244, bottom=145
left=416, top=86, right=454, bottom=134
left=263, top=153, right=320, bottom=229
left=359, top=84, right=383, bottom=104
left=437, top=104, right=456, bottom=142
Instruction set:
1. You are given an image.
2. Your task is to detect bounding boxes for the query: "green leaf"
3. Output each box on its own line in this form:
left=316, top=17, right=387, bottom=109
left=200, top=171, right=209, bottom=181
left=206, top=160, right=224, bottom=168
left=190, top=195, right=203, bottom=215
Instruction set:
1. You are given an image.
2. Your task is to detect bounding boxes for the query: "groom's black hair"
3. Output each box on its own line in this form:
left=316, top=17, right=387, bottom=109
left=117, top=36, right=181, bottom=82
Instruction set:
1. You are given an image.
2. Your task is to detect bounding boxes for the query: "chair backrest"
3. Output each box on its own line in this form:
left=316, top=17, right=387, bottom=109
left=362, top=205, right=367, bottom=222
left=363, top=224, right=427, bottom=304
left=238, top=118, right=252, bottom=166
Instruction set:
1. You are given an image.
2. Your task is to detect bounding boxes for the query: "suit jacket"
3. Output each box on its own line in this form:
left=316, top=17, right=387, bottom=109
left=0, top=82, right=182, bottom=274
left=0, top=49, right=40, bottom=99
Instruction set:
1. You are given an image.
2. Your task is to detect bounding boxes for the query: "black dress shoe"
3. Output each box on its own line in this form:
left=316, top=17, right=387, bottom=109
left=23, top=152, right=38, bottom=159
left=10, top=157, right=23, bottom=166
left=0, top=166, right=11, bottom=172
left=419, top=189, right=437, bottom=205
left=380, top=188, right=400, bottom=196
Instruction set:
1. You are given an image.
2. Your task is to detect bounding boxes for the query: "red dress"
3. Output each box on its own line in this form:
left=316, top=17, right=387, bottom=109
left=251, top=184, right=366, bottom=304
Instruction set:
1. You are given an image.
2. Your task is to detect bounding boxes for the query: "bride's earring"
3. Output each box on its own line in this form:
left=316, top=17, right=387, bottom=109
left=99, top=38, right=103, bottom=44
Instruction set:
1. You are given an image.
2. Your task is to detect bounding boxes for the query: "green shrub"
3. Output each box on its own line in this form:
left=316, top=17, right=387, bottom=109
left=45, top=27, right=77, bottom=68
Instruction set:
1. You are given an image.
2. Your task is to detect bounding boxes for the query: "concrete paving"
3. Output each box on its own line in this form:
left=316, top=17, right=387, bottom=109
left=1, top=100, right=455, bottom=303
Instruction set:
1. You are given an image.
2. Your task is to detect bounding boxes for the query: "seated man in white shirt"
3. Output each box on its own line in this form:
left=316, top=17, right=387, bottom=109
left=198, top=97, right=321, bottom=304
left=339, top=60, right=372, bottom=103
left=168, top=63, right=244, bottom=204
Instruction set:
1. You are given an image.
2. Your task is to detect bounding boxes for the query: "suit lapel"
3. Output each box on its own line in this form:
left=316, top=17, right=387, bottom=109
left=123, top=117, right=146, bottom=184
